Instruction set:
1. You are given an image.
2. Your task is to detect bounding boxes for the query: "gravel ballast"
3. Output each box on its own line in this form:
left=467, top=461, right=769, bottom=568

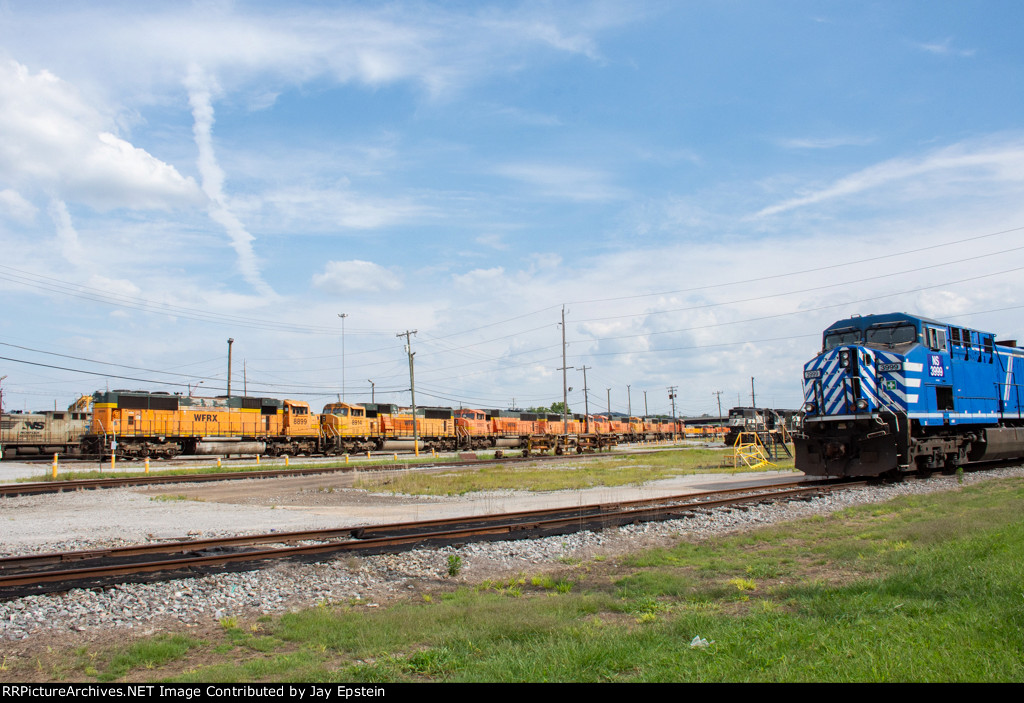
left=2, top=467, right=1022, bottom=642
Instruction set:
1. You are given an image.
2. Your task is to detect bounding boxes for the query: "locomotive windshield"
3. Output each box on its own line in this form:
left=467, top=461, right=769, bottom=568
left=824, top=329, right=861, bottom=351
left=866, top=324, right=917, bottom=347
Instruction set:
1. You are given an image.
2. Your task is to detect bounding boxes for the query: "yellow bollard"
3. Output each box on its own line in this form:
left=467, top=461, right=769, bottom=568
left=345, top=454, right=349, bottom=463
left=285, top=455, right=290, bottom=467
left=52, top=453, right=58, bottom=479
left=414, top=442, right=419, bottom=457
left=217, top=457, right=222, bottom=469
left=393, top=453, right=397, bottom=461
left=145, top=458, right=150, bottom=474
left=366, top=450, right=370, bottom=459
left=111, top=453, right=116, bottom=471
left=256, top=454, right=260, bottom=465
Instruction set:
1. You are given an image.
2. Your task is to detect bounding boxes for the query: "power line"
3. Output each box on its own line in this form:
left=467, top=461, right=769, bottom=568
left=563, top=224, right=1024, bottom=307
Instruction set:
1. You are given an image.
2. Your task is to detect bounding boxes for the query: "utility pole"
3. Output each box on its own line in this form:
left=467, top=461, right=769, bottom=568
left=0, top=376, right=5, bottom=458
left=227, top=338, right=234, bottom=397
left=558, top=306, right=570, bottom=449
left=643, top=390, right=648, bottom=417
left=577, top=366, right=591, bottom=433
left=713, top=390, right=723, bottom=420
left=367, top=380, right=375, bottom=404
left=627, top=384, right=632, bottom=419
left=338, top=313, right=349, bottom=401
left=751, top=377, right=757, bottom=409
left=397, top=330, right=419, bottom=455
left=606, top=388, right=611, bottom=417
left=668, top=386, right=678, bottom=442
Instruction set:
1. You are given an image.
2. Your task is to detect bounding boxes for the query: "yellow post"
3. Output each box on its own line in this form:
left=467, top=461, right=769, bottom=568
left=415, top=441, right=419, bottom=457
left=285, top=455, right=290, bottom=467
left=111, top=453, right=116, bottom=471
left=145, top=458, right=150, bottom=474
left=217, top=457, right=222, bottom=469
left=52, top=453, right=58, bottom=479
left=256, top=454, right=260, bottom=466
left=345, top=454, right=349, bottom=463
left=366, top=450, right=370, bottom=459
left=393, top=452, right=397, bottom=461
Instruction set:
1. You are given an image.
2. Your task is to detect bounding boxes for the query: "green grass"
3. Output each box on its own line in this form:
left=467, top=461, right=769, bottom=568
left=355, top=448, right=794, bottom=495
left=14, top=476, right=1021, bottom=683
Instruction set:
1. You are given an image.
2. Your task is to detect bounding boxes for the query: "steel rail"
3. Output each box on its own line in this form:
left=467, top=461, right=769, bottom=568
left=0, top=446, right=693, bottom=497
left=0, top=479, right=862, bottom=599
left=0, top=478, right=819, bottom=572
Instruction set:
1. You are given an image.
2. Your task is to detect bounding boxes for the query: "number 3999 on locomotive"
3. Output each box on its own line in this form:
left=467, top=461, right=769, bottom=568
left=793, top=312, right=1024, bottom=478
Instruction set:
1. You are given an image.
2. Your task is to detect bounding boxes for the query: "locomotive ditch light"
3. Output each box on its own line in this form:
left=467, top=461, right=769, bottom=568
left=855, top=399, right=869, bottom=411
left=803, top=402, right=817, bottom=413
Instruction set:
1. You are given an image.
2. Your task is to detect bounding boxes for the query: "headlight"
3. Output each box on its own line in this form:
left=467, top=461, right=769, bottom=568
left=803, top=402, right=816, bottom=413
left=855, top=399, right=869, bottom=411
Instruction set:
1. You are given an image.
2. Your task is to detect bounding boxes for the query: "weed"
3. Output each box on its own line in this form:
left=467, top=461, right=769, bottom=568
left=957, top=466, right=965, bottom=484
left=447, top=554, right=463, bottom=577
left=219, top=616, right=239, bottom=630
left=727, top=577, right=756, bottom=591
left=531, top=575, right=554, bottom=589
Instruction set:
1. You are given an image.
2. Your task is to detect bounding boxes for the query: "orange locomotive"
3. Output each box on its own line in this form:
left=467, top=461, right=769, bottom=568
left=85, top=390, right=319, bottom=458
left=78, top=390, right=730, bottom=459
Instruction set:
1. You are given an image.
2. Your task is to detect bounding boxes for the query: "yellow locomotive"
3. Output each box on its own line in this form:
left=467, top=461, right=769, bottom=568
left=86, top=390, right=319, bottom=458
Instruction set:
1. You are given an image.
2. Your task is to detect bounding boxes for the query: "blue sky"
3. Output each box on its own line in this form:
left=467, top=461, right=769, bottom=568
left=2, top=1, right=1024, bottom=417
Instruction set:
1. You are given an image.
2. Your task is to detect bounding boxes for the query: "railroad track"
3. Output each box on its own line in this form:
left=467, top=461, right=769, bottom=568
left=0, top=478, right=861, bottom=600
left=0, top=446, right=700, bottom=498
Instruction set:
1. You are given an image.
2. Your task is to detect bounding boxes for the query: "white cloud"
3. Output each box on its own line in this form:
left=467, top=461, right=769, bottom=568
left=244, top=187, right=430, bottom=231
left=777, top=135, right=876, bottom=150
left=495, top=163, right=625, bottom=202
left=47, top=199, right=85, bottom=265
left=475, top=233, right=509, bottom=250
left=0, top=5, right=615, bottom=104
left=313, top=260, right=402, bottom=294
left=185, top=64, right=273, bottom=296
left=914, top=38, right=976, bottom=58
left=0, top=60, right=203, bottom=211
left=0, top=189, right=37, bottom=223
left=755, top=137, right=1024, bottom=218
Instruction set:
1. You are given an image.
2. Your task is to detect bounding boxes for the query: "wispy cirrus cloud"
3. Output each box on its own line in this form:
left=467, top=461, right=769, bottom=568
left=914, top=38, right=976, bottom=58
left=755, top=137, right=1024, bottom=218
left=185, top=64, right=273, bottom=296
left=777, top=135, right=876, bottom=150
left=494, top=162, right=626, bottom=202
left=0, top=5, right=617, bottom=103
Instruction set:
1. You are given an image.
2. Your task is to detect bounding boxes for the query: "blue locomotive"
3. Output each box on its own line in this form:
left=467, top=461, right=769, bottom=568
left=794, top=312, right=1024, bottom=477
